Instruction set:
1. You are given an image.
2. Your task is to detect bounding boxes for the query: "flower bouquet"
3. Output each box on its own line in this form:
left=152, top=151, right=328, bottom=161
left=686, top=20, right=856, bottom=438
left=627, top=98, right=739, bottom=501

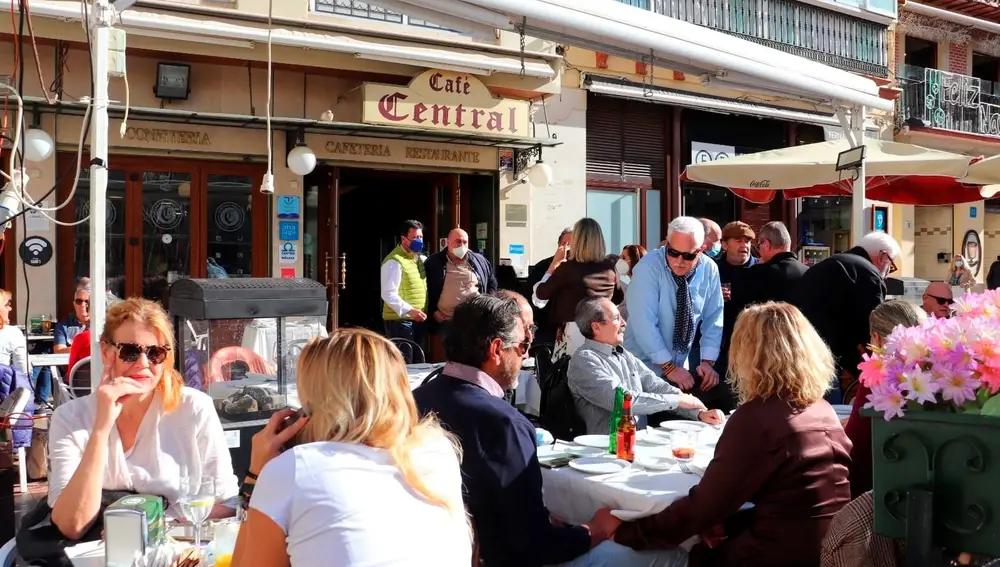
left=859, top=288, right=1000, bottom=420
left=862, top=289, right=1000, bottom=556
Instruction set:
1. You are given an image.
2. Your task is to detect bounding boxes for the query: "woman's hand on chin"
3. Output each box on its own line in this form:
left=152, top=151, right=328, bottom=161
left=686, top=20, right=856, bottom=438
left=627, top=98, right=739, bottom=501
left=94, top=377, right=148, bottom=432
left=249, top=408, right=309, bottom=476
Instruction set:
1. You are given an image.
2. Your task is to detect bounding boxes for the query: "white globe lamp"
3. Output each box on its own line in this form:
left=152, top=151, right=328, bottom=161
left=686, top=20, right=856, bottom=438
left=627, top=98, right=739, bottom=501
left=286, top=145, right=317, bottom=176
left=23, top=129, right=54, bottom=162
left=527, top=161, right=553, bottom=188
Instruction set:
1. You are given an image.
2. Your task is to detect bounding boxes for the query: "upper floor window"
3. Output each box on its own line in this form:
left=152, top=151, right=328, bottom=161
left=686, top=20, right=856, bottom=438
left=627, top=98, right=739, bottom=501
left=312, top=0, right=457, bottom=31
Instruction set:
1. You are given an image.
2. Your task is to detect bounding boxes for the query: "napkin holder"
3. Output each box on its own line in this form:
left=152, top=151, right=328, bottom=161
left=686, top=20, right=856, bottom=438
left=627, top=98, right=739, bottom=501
left=103, top=494, right=166, bottom=567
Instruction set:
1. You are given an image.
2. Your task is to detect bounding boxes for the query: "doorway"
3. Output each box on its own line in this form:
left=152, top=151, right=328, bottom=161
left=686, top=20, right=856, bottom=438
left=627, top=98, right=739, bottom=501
left=55, top=154, right=269, bottom=315
left=305, top=165, right=498, bottom=333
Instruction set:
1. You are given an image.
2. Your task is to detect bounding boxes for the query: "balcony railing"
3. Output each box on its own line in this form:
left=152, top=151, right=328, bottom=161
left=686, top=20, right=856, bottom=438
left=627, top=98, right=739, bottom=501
left=312, top=0, right=456, bottom=31
left=617, top=0, right=889, bottom=77
left=898, top=65, right=1000, bottom=138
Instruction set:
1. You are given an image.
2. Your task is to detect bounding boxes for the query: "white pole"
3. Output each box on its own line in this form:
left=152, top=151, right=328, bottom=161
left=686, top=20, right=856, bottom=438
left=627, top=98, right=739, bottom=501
left=89, top=0, right=111, bottom=389
left=850, top=105, right=868, bottom=246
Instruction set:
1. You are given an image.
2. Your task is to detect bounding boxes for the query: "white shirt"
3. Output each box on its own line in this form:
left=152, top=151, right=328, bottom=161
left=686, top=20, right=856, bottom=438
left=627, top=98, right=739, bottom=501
left=251, top=439, right=471, bottom=567
left=47, top=387, right=239, bottom=517
left=379, top=254, right=428, bottom=317
left=0, top=325, right=28, bottom=374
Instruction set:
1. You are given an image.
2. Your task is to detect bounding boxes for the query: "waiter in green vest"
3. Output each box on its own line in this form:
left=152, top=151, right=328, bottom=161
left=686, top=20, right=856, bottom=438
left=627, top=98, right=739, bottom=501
left=380, top=219, right=429, bottom=346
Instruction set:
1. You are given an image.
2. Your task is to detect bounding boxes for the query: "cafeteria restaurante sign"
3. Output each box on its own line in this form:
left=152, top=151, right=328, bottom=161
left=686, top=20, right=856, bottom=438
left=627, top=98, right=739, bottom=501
left=362, top=69, right=532, bottom=137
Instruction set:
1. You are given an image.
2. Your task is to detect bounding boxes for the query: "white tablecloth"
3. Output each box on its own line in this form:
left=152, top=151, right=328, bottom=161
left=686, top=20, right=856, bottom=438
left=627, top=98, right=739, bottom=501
left=541, top=425, right=723, bottom=527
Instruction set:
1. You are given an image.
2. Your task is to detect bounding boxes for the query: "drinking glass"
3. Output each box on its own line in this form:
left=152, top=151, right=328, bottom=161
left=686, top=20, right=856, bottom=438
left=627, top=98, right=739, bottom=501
left=177, top=477, right=216, bottom=547
left=670, top=431, right=696, bottom=462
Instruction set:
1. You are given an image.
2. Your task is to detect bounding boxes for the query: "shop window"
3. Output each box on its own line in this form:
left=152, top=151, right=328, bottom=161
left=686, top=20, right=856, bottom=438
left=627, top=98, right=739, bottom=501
left=973, top=53, right=1000, bottom=95
left=645, top=189, right=662, bottom=247
left=587, top=188, right=639, bottom=254
left=903, top=36, right=937, bottom=73
left=206, top=174, right=254, bottom=279
left=682, top=185, right=737, bottom=228
left=798, top=197, right=853, bottom=255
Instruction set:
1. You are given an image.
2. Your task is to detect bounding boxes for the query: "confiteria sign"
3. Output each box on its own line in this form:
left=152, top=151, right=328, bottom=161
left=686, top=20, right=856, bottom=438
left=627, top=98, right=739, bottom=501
left=363, top=70, right=532, bottom=137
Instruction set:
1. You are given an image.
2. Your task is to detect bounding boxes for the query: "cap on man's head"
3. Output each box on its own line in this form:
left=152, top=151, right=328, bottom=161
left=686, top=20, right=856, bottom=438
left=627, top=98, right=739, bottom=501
left=721, top=221, right=755, bottom=241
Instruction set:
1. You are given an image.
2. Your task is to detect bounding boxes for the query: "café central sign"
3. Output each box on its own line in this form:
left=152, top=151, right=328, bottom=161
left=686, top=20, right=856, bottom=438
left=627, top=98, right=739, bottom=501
left=315, top=135, right=498, bottom=171
left=363, top=70, right=532, bottom=137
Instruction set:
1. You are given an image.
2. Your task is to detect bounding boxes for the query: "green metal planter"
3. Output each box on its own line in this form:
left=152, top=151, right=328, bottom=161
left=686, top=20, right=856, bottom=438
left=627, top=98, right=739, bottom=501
left=867, top=408, right=1000, bottom=556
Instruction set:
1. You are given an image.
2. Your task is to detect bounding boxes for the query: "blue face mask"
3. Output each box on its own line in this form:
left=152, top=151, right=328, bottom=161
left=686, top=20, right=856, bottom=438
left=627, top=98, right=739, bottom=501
left=408, top=238, right=424, bottom=254
left=707, top=241, right=722, bottom=258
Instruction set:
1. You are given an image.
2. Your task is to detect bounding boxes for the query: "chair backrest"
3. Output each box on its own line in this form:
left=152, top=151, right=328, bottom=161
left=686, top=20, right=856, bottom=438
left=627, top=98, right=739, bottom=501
left=539, top=355, right=586, bottom=441
left=528, top=343, right=554, bottom=409
left=419, top=367, right=444, bottom=387
left=390, top=338, right=426, bottom=364
left=67, top=357, right=92, bottom=399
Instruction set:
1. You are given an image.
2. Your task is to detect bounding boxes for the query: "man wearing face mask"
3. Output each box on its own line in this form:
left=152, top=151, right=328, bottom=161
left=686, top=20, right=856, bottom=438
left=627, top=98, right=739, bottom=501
left=380, top=219, right=429, bottom=345
left=425, top=228, right=498, bottom=360
left=699, top=218, right=723, bottom=259
left=793, top=231, right=900, bottom=403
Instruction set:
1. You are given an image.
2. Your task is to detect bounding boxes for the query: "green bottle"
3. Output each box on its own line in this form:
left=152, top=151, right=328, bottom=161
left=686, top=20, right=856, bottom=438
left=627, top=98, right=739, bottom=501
left=609, top=387, right=624, bottom=454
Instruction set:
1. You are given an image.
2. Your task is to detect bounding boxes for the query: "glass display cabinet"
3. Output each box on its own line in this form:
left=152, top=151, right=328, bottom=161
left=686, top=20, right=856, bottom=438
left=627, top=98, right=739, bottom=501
left=168, top=278, right=328, bottom=477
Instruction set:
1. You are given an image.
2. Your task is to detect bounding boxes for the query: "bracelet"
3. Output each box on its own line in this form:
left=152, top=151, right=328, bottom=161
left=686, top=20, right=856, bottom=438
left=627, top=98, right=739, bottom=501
left=660, top=362, right=676, bottom=376
left=245, top=471, right=259, bottom=481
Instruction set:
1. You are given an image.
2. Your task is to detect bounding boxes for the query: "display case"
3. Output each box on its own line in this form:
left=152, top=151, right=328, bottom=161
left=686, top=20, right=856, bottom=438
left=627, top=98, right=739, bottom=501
left=168, top=278, right=328, bottom=477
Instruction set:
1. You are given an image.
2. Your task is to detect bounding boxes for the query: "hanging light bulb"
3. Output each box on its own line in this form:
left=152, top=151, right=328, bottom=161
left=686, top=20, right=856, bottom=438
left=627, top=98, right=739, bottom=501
left=23, top=129, right=55, bottom=162
left=287, top=144, right=317, bottom=176
left=527, top=160, right=553, bottom=188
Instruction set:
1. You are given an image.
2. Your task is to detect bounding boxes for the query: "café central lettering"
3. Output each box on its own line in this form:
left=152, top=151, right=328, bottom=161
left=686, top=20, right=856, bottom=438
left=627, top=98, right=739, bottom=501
left=123, top=127, right=210, bottom=146
left=324, top=140, right=482, bottom=164
left=363, top=69, right=532, bottom=137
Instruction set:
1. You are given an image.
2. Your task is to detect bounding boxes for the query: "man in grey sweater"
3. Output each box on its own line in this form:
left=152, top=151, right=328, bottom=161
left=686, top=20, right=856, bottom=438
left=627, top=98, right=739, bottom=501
left=567, top=298, right=723, bottom=434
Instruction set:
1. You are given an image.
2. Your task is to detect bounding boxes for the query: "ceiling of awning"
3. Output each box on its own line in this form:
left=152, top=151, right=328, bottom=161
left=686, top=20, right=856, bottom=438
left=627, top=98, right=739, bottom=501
left=388, top=0, right=894, bottom=112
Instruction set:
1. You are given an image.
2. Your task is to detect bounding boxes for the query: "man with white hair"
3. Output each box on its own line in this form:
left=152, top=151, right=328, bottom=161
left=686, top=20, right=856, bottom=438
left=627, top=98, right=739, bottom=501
left=794, top=231, right=900, bottom=400
left=624, top=216, right=724, bottom=394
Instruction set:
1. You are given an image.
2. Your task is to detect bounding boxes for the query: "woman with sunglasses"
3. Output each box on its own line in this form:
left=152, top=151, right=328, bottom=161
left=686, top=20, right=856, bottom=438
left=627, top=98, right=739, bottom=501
left=48, top=298, right=238, bottom=540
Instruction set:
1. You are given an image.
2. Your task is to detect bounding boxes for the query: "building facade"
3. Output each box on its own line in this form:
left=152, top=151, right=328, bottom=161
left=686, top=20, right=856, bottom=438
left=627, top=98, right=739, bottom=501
left=895, top=0, right=1000, bottom=285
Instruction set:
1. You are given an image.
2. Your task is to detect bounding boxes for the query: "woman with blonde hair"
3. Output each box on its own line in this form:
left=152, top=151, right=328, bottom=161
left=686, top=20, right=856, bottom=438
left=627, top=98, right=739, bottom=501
left=233, top=328, right=470, bottom=567
left=844, top=300, right=925, bottom=498
left=0, top=288, right=27, bottom=373
left=611, top=302, right=852, bottom=567
left=948, top=254, right=974, bottom=290
left=47, top=298, right=238, bottom=540
left=534, top=218, right=623, bottom=356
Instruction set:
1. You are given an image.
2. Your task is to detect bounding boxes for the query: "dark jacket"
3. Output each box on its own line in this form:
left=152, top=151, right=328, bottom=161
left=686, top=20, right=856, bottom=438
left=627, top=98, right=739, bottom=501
left=0, top=363, right=35, bottom=448
left=987, top=260, right=1000, bottom=290
left=616, top=397, right=852, bottom=567
left=528, top=257, right=558, bottom=344
left=793, top=247, right=885, bottom=380
left=424, top=250, right=497, bottom=329
left=740, top=252, right=810, bottom=306
left=535, top=259, right=624, bottom=327
left=413, top=374, right=590, bottom=567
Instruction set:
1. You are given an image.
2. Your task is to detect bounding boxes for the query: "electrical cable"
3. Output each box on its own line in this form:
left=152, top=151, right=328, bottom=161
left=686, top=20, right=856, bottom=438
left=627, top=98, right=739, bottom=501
left=264, top=0, right=273, bottom=189
left=23, top=0, right=55, bottom=105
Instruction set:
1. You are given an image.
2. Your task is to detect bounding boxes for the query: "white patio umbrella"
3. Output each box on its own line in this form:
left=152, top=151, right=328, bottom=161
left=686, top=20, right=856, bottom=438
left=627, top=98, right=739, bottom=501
left=681, top=139, right=983, bottom=205
left=959, top=156, right=1000, bottom=198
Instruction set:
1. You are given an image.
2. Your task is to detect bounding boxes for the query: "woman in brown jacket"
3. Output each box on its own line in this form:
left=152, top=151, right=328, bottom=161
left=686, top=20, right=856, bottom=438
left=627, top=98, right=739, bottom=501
left=610, top=302, right=852, bottom=567
left=533, top=217, right=623, bottom=357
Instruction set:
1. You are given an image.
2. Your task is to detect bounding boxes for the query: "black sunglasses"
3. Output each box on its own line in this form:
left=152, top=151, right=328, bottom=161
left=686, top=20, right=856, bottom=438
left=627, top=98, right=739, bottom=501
left=109, top=341, right=171, bottom=365
left=666, top=247, right=699, bottom=262
left=74, top=298, right=90, bottom=307
left=927, top=294, right=954, bottom=306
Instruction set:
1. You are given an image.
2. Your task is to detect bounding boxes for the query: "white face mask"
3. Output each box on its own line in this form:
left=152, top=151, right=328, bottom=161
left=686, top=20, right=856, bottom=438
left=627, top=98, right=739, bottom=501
left=955, top=260, right=964, bottom=268
left=451, top=245, right=469, bottom=259
left=615, top=258, right=630, bottom=276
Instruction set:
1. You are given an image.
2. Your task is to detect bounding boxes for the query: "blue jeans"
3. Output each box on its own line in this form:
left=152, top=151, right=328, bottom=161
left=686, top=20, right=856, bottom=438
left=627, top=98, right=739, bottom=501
left=551, top=541, right=687, bottom=567
left=31, top=365, right=52, bottom=407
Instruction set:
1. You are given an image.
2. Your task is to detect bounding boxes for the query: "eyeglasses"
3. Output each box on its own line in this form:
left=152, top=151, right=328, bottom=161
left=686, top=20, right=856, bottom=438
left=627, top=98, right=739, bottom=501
left=74, top=298, right=90, bottom=307
left=666, top=247, right=699, bottom=262
left=927, top=294, right=954, bottom=306
left=109, top=341, right=170, bottom=365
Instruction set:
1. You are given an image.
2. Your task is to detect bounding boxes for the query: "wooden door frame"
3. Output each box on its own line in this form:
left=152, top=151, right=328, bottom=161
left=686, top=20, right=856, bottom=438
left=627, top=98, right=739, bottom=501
left=55, top=152, right=270, bottom=315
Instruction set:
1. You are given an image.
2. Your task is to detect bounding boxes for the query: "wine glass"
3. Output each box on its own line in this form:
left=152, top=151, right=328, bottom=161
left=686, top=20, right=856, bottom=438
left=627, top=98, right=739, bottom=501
left=177, top=477, right=216, bottom=547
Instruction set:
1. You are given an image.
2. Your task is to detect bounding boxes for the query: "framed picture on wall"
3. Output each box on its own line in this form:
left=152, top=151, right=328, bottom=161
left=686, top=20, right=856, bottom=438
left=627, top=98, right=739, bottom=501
left=872, top=206, right=889, bottom=233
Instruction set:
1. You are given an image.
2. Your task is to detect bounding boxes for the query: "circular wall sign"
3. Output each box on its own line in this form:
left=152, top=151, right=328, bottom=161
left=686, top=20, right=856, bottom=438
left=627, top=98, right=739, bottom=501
left=19, top=236, right=53, bottom=267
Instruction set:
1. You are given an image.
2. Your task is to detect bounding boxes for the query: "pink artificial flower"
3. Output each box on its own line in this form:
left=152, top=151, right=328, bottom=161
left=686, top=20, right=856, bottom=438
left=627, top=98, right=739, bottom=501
left=900, top=367, right=940, bottom=405
left=858, top=352, right=888, bottom=388
left=978, top=364, right=1000, bottom=394
left=866, top=381, right=907, bottom=421
left=935, top=370, right=979, bottom=406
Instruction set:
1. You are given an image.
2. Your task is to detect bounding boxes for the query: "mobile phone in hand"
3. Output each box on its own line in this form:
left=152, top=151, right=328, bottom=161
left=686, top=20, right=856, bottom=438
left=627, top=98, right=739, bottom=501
left=276, top=406, right=309, bottom=450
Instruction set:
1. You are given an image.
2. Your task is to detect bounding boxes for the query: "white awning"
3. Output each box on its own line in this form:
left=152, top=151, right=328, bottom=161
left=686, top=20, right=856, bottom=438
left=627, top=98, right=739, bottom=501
left=2, top=0, right=557, bottom=79
left=584, top=75, right=882, bottom=132
left=393, top=0, right=893, bottom=112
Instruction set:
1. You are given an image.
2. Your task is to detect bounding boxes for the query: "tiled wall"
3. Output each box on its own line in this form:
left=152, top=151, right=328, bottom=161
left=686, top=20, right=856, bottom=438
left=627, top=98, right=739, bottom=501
left=914, top=206, right=954, bottom=280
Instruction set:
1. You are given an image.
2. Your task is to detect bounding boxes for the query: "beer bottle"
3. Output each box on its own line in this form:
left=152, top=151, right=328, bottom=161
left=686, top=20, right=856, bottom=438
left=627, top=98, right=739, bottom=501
left=616, top=392, right=636, bottom=462
left=608, top=387, right=624, bottom=454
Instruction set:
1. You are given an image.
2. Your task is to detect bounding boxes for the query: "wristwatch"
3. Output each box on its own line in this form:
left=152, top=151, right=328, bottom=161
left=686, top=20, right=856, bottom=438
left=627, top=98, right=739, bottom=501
left=701, top=359, right=716, bottom=367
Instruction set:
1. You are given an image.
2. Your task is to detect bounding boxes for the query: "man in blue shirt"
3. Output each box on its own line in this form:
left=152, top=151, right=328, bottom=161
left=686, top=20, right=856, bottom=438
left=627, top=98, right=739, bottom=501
left=624, top=216, right=724, bottom=396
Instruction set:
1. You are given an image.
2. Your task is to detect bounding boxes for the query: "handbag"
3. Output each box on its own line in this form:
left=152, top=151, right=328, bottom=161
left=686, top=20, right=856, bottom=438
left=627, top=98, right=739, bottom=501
left=15, top=490, right=138, bottom=567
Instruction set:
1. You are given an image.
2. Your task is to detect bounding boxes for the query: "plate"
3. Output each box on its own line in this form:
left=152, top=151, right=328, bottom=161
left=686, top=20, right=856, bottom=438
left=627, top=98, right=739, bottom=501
left=635, top=455, right=677, bottom=471
left=537, top=445, right=567, bottom=461
left=639, top=429, right=671, bottom=445
left=573, top=434, right=610, bottom=449
left=567, top=445, right=606, bottom=457
left=568, top=456, right=632, bottom=475
left=659, top=421, right=708, bottom=432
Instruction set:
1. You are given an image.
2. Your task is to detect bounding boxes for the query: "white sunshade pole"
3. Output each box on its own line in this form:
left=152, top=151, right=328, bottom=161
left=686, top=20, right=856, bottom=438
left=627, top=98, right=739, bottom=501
left=850, top=105, right=868, bottom=246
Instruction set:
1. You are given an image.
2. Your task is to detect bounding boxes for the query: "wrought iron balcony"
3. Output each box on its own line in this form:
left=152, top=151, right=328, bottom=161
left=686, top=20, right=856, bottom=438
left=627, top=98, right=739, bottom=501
left=898, top=65, right=1000, bottom=138
left=617, top=0, right=889, bottom=77
left=313, top=0, right=456, bottom=31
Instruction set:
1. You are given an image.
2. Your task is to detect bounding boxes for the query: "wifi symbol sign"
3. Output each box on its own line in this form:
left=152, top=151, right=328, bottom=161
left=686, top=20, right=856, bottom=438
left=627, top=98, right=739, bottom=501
left=19, top=236, right=53, bottom=267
